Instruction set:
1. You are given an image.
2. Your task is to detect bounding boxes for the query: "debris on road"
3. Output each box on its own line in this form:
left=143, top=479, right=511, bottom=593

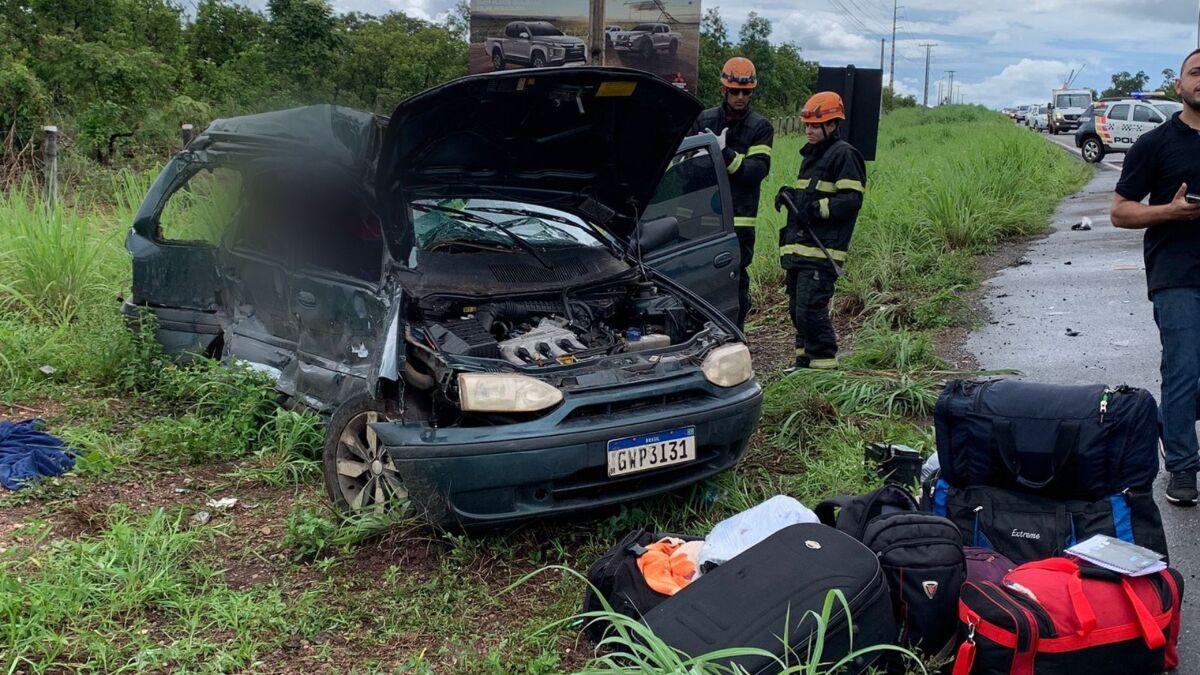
left=1016, top=257, right=1032, bottom=266
left=206, top=497, right=238, bottom=510
left=1065, top=328, right=1081, bottom=337
left=191, top=510, right=211, bottom=525
left=38, top=365, right=56, bottom=376
left=1071, top=217, right=1093, bottom=231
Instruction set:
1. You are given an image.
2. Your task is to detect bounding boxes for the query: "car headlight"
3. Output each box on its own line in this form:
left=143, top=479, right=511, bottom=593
left=457, top=373, right=563, bottom=412
left=701, top=343, right=753, bottom=388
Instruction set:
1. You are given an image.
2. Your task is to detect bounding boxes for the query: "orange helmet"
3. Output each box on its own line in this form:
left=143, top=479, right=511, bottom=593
left=801, top=91, right=846, bottom=124
left=720, top=57, right=757, bottom=90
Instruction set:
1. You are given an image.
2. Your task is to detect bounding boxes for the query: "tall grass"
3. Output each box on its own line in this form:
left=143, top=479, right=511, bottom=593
left=750, top=106, right=1091, bottom=325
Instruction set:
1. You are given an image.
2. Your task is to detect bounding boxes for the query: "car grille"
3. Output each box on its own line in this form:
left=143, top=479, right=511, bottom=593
left=565, top=45, right=584, bottom=59
left=562, top=389, right=713, bottom=423
left=547, top=444, right=730, bottom=503
left=1065, top=114, right=1079, bottom=121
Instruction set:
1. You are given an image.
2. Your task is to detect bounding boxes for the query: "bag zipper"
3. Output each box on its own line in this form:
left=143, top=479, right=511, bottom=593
left=1002, top=586, right=1057, bottom=638
left=876, top=536, right=964, bottom=557
left=1099, top=388, right=1112, bottom=424
left=973, top=582, right=1034, bottom=651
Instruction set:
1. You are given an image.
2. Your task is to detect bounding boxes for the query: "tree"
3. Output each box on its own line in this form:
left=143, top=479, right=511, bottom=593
left=1101, top=70, right=1149, bottom=98
left=187, top=0, right=267, bottom=67
left=697, top=7, right=816, bottom=116
left=267, top=0, right=342, bottom=101
left=882, top=86, right=917, bottom=113
left=333, top=13, right=467, bottom=112
left=1159, top=68, right=1182, bottom=101
left=698, top=6, right=732, bottom=109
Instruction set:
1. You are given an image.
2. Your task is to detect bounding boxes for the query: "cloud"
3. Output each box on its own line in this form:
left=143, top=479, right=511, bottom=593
left=958, top=58, right=1078, bottom=108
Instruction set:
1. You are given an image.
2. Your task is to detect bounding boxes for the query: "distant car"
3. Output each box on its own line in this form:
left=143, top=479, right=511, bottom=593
left=486, top=21, right=586, bottom=70
left=1014, top=104, right=1031, bottom=122
left=613, top=23, right=682, bottom=58
left=1028, top=105, right=1050, bottom=132
left=604, top=25, right=622, bottom=47
left=1074, top=96, right=1183, bottom=163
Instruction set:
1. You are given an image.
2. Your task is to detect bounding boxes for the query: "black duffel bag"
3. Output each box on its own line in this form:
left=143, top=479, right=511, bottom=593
left=935, top=380, right=1159, bottom=500
left=926, top=481, right=1167, bottom=563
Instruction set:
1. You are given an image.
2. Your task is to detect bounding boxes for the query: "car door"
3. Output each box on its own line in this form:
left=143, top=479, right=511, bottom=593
left=1131, top=104, right=1165, bottom=142
left=642, top=135, right=741, bottom=322
left=1103, top=103, right=1133, bottom=150
left=512, top=22, right=531, bottom=64
left=285, top=177, right=391, bottom=412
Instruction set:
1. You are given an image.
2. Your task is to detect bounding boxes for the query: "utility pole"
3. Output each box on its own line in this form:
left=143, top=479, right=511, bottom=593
left=946, top=70, right=956, bottom=105
left=880, top=38, right=885, bottom=72
left=588, top=0, right=605, bottom=66
left=889, top=0, right=898, bottom=90
left=937, top=80, right=943, bottom=106
left=919, top=43, right=936, bottom=107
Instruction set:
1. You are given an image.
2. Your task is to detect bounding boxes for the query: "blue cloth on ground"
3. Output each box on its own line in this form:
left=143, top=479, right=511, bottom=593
left=0, top=419, right=75, bottom=490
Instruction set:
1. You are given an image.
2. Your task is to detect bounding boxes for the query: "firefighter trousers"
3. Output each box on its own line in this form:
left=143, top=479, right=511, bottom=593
left=735, top=226, right=756, bottom=329
left=786, top=266, right=838, bottom=367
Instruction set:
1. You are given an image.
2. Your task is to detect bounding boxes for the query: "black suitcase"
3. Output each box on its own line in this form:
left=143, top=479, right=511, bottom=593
left=935, top=380, right=1159, bottom=500
left=643, top=523, right=897, bottom=674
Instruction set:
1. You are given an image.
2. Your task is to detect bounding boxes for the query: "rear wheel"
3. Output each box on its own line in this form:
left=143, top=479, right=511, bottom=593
left=640, top=40, right=654, bottom=59
left=1081, top=137, right=1105, bottom=163
left=491, top=49, right=505, bottom=71
left=323, top=395, right=406, bottom=515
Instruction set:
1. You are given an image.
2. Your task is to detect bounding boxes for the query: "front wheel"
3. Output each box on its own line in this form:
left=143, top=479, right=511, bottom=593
left=531, top=52, right=546, bottom=68
left=1081, top=137, right=1105, bottom=163
left=640, top=40, right=654, bottom=59
left=322, top=395, right=406, bottom=515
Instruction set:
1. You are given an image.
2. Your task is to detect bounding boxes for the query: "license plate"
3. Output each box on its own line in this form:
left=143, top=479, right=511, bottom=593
left=607, top=427, right=696, bottom=477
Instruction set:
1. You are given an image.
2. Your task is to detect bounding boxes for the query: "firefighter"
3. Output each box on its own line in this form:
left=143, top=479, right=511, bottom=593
left=690, top=56, right=774, bottom=329
left=775, top=91, right=866, bottom=370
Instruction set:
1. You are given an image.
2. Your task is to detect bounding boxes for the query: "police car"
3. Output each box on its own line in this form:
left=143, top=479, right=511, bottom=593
left=1074, top=93, right=1183, bottom=163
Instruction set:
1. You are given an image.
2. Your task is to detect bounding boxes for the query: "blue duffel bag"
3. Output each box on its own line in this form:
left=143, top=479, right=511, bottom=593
left=933, top=380, right=1160, bottom=500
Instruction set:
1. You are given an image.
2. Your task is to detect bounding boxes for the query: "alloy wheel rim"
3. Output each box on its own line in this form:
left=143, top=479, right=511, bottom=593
left=335, top=410, right=406, bottom=514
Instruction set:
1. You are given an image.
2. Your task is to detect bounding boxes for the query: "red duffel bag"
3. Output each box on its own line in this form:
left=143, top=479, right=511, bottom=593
left=953, top=557, right=1183, bottom=674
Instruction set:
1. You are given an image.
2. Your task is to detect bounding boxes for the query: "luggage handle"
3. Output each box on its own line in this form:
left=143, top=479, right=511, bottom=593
left=993, top=420, right=1080, bottom=490
left=1017, top=558, right=1167, bottom=648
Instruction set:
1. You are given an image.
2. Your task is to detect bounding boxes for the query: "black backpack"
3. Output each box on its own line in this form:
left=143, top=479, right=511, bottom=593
left=580, top=529, right=701, bottom=642
left=815, top=485, right=919, bottom=540
left=861, top=513, right=965, bottom=656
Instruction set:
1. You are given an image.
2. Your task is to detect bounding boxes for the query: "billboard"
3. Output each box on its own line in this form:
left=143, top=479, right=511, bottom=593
left=469, top=0, right=701, bottom=94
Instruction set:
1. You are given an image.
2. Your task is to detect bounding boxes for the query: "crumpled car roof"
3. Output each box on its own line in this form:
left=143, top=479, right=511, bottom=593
left=196, top=105, right=383, bottom=169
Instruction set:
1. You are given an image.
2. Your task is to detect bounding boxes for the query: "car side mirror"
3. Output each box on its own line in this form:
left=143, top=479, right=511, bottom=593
left=519, top=32, right=530, bottom=39
left=635, top=216, right=680, bottom=252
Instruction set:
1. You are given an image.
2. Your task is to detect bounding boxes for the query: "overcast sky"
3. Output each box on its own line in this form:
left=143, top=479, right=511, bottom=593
left=239, top=0, right=1198, bottom=108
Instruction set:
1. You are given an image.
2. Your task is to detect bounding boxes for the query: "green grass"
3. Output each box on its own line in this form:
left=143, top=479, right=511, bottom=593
left=0, top=108, right=1090, bottom=671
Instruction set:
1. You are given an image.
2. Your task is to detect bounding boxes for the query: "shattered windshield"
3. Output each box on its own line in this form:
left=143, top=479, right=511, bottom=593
left=411, top=199, right=609, bottom=255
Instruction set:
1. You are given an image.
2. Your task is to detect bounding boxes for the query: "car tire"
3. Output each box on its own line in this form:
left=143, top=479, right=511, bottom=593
left=1081, top=137, right=1105, bottom=163
left=640, top=40, right=654, bottom=59
left=668, top=39, right=678, bottom=55
left=322, top=394, right=406, bottom=516
left=531, top=51, right=546, bottom=68
left=491, top=49, right=505, bottom=71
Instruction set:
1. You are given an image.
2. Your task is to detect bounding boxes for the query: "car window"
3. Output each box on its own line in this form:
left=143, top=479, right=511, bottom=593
left=633, top=24, right=655, bottom=31
left=1105, top=104, right=1130, bottom=121
left=505, top=23, right=521, bottom=38
left=156, top=166, right=242, bottom=245
left=643, top=147, right=725, bottom=245
left=1056, top=94, right=1091, bottom=108
left=1133, top=105, right=1162, bottom=124
left=1154, top=102, right=1183, bottom=117
left=528, top=22, right=562, bottom=36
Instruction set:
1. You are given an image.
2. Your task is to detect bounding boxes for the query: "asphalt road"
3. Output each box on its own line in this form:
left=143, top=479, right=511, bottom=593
left=966, top=139, right=1200, bottom=668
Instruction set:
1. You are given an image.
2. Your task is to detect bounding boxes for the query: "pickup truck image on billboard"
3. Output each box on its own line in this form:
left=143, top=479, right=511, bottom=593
left=470, top=0, right=700, bottom=94
left=485, top=20, right=587, bottom=70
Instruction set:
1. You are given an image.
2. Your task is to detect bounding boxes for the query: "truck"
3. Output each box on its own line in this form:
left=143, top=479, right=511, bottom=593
left=486, top=21, right=587, bottom=70
left=1049, top=88, right=1093, bottom=134
left=613, top=23, right=682, bottom=58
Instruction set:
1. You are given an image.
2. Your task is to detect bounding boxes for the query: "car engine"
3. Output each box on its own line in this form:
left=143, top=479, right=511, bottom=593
left=417, top=281, right=695, bottom=367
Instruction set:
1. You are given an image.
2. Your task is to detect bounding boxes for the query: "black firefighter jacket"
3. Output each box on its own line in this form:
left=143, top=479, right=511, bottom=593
left=690, top=106, right=774, bottom=229
left=779, top=136, right=866, bottom=270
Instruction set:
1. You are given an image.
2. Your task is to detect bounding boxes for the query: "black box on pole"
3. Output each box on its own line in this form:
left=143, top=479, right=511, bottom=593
left=816, top=65, right=882, bottom=161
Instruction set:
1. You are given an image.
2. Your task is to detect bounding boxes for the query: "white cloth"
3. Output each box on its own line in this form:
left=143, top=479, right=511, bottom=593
left=698, top=495, right=819, bottom=568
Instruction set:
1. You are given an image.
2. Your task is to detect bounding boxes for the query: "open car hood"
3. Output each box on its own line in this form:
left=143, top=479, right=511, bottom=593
left=378, top=68, right=701, bottom=255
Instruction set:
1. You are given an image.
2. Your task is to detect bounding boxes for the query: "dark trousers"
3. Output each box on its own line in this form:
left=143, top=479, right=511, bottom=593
left=1151, top=287, right=1200, bottom=473
left=735, top=226, right=756, bottom=329
left=786, top=266, right=838, bottom=365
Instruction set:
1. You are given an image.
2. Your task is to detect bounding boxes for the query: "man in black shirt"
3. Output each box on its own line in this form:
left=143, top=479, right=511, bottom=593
left=1112, top=48, right=1200, bottom=505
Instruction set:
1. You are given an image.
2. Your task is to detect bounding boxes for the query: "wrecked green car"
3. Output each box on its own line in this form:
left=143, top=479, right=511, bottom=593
left=123, top=68, right=763, bottom=525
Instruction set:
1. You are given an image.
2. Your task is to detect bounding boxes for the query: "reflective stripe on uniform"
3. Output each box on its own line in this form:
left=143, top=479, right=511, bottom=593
left=747, top=144, right=773, bottom=158
left=793, top=179, right=862, bottom=193
left=817, top=198, right=831, bottom=219
left=795, top=348, right=806, bottom=356
left=779, top=244, right=848, bottom=262
left=727, top=152, right=745, bottom=174
left=835, top=179, right=865, bottom=192
left=734, top=216, right=757, bottom=228
left=809, top=357, right=838, bottom=369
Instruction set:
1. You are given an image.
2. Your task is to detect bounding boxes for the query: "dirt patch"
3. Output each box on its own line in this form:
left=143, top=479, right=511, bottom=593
left=0, top=399, right=66, bottom=423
